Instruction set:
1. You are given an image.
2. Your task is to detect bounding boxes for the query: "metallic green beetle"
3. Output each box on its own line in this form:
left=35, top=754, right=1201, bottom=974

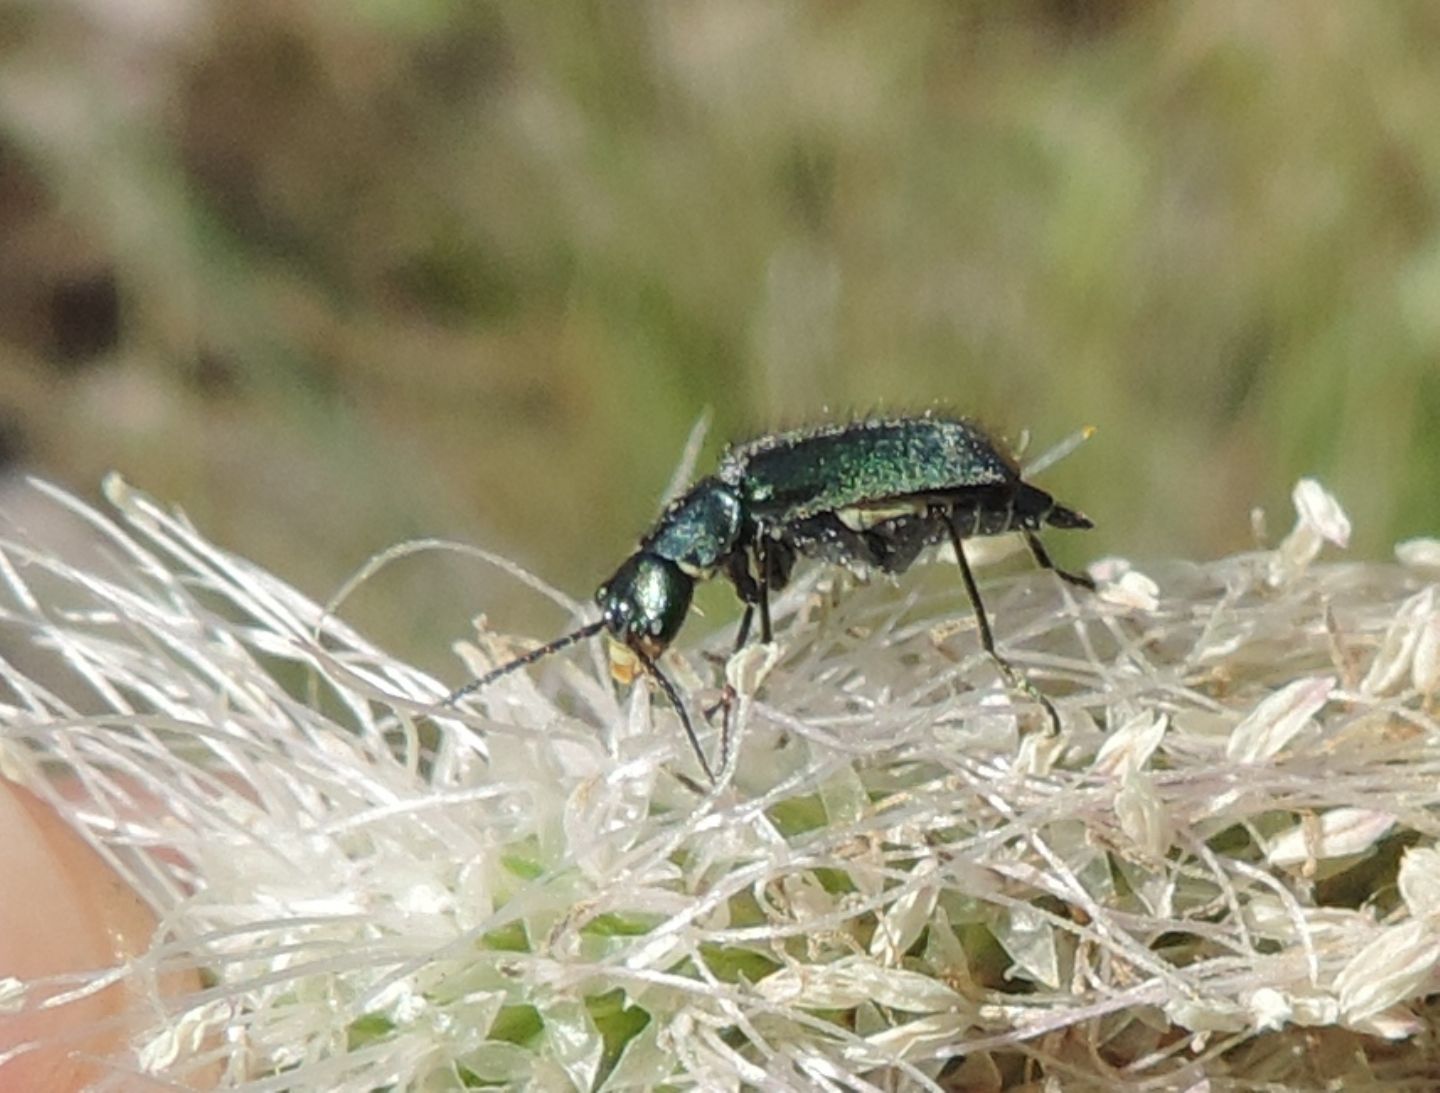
left=449, top=416, right=1094, bottom=780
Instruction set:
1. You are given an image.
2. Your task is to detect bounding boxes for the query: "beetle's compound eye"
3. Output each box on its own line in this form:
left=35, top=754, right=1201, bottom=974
left=595, top=552, right=693, bottom=652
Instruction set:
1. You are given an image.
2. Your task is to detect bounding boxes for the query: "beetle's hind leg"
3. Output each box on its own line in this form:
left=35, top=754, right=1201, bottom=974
left=943, top=515, right=1064, bottom=735
left=1023, top=531, right=1095, bottom=591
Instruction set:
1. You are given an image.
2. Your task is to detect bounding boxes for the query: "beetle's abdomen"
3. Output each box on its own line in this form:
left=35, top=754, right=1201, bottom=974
left=778, top=481, right=1076, bottom=575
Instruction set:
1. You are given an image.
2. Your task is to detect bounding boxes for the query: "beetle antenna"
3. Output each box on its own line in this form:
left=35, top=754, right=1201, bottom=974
left=444, top=619, right=607, bottom=706
left=635, top=647, right=715, bottom=784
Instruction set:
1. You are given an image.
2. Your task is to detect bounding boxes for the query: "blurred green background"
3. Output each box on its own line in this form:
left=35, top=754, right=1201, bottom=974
left=2, top=1, right=1438, bottom=670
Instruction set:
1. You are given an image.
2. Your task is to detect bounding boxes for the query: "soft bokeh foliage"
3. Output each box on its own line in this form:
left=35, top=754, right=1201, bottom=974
left=2, top=1, right=1438, bottom=661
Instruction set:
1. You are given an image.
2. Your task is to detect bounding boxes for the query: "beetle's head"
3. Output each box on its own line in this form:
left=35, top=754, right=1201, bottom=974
left=595, top=552, right=693, bottom=659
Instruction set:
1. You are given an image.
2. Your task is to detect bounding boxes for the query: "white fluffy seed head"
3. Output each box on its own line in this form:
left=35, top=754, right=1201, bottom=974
left=3, top=476, right=1439, bottom=1089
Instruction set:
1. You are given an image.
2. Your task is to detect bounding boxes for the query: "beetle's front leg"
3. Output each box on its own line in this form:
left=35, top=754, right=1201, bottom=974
left=705, top=541, right=779, bottom=768
left=722, top=549, right=760, bottom=654
left=754, top=534, right=775, bottom=644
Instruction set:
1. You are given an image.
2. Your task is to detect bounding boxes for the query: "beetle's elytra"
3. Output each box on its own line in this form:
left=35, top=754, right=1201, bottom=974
left=449, top=415, right=1095, bottom=781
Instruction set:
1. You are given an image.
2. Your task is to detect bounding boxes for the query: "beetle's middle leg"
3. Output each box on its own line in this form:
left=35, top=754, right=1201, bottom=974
left=943, top=513, right=1000, bottom=661
left=942, top=512, right=1064, bottom=734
